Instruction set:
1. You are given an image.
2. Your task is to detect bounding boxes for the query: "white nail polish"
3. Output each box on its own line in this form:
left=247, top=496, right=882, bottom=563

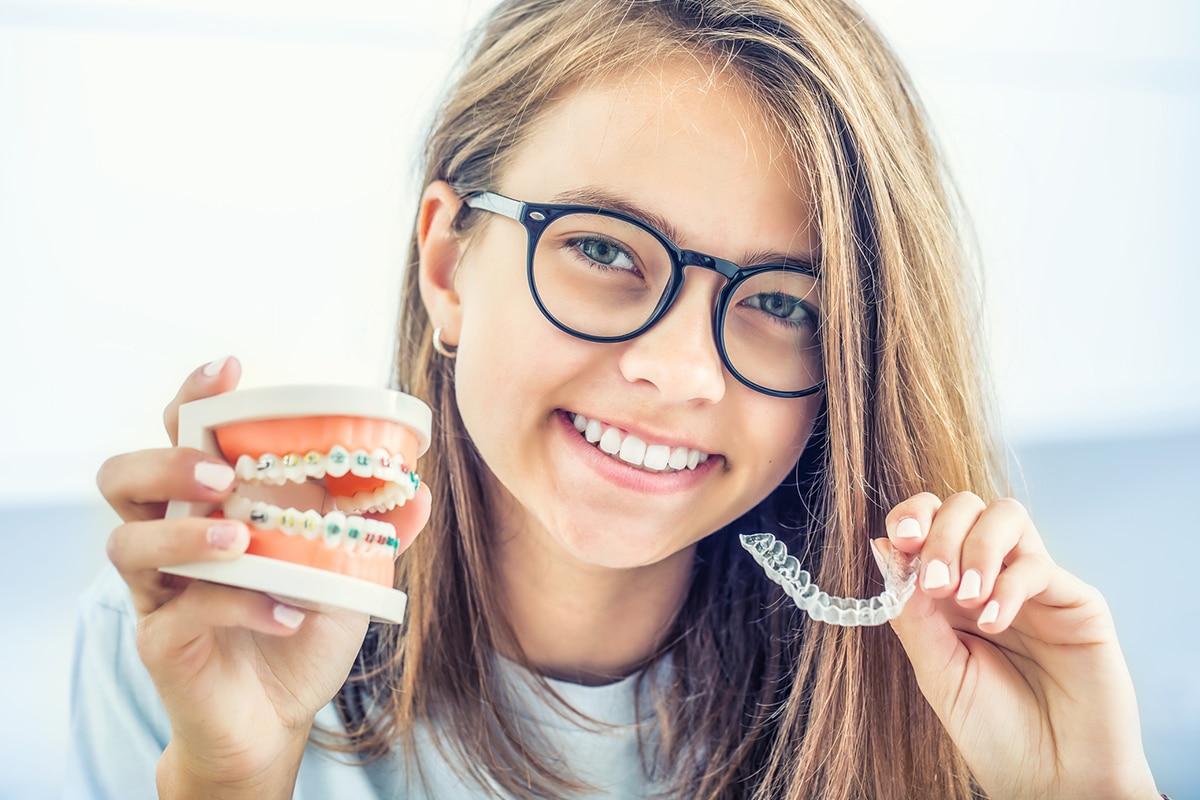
left=273, top=603, right=305, bottom=629
left=202, top=356, right=231, bottom=377
left=923, top=559, right=950, bottom=590
left=896, top=518, right=922, bottom=539
left=957, top=569, right=982, bottom=601
left=978, top=600, right=1000, bottom=625
left=194, top=461, right=235, bottom=492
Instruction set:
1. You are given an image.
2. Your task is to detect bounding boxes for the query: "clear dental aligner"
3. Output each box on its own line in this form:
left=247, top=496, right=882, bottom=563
left=740, top=532, right=919, bottom=627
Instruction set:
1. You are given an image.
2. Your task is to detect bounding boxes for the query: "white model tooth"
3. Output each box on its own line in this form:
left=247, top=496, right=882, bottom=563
left=278, top=507, right=303, bottom=536
left=300, top=509, right=322, bottom=540
left=643, top=444, right=670, bottom=471
left=223, top=493, right=253, bottom=520
left=326, top=445, right=350, bottom=478
left=668, top=446, right=689, bottom=470
left=351, top=490, right=377, bottom=513
left=572, top=413, right=587, bottom=432
left=235, top=455, right=258, bottom=482
left=698, top=452, right=708, bottom=464
left=687, top=449, right=701, bottom=470
left=618, top=434, right=647, bottom=466
left=377, top=519, right=396, bottom=541
left=279, top=453, right=303, bottom=484
left=322, top=510, right=346, bottom=548
left=374, top=483, right=402, bottom=512
left=598, top=426, right=622, bottom=455
left=584, top=418, right=603, bottom=444
left=344, top=515, right=366, bottom=552
left=256, top=453, right=284, bottom=485
left=372, top=449, right=396, bottom=482
left=350, top=449, right=373, bottom=479
left=303, top=450, right=325, bottom=479
left=247, top=501, right=273, bottom=529
left=364, top=519, right=387, bottom=553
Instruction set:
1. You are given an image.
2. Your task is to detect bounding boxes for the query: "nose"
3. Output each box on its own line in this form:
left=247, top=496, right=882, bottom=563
left=617, top=269, right=727, bottom=404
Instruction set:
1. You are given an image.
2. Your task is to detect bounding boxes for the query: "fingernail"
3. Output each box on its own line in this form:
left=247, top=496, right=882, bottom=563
left=978, top=600, right=1000, bottom=625
left=869, top=539, right=888, bottom=576
left=895, top=517, right=923, bottom=539
left=202, top=356, right=231, bottom=378
left=273, top=603, right=305, bottom=629
left=195, top=461, right=235, bottom=492
left=957, top=569, right=982, bottom=600
left=923, top=559, right=951, bottom=590
left=207, top=521, right=247, bottom=550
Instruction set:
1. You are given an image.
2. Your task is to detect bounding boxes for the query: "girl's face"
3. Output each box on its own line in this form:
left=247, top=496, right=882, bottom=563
left=429, top=61, right=822, bottom=571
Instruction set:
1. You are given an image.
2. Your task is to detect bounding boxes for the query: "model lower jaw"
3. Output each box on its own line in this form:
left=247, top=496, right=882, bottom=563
left=567, top=412, right=711, bottom=473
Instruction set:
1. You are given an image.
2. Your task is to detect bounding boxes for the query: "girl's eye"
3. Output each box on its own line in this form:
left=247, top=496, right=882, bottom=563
left=745, top=292, right=812, bottom=324
left=574, top=236, right=637, bottom=271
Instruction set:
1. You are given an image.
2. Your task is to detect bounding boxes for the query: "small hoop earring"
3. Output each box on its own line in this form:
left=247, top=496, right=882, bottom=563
left=432, top=328, right=458, bottom=359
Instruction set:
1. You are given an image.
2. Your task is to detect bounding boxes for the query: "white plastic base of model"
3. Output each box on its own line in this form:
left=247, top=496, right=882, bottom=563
left=162, top=554, right=408, bottom=623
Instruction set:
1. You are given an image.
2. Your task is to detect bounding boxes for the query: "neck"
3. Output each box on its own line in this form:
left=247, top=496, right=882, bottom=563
left=492, top=513, right=693, bottom=686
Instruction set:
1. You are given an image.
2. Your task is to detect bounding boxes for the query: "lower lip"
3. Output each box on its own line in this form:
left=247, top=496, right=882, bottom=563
left=553, top=410, right=719, bottom=495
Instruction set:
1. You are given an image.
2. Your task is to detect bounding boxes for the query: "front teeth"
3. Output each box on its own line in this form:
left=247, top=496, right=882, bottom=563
left=570, top=413, right=709, bottom=472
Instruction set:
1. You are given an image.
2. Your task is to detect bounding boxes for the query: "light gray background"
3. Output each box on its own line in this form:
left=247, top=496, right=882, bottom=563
left=1, top=1, right=1196, bottom=797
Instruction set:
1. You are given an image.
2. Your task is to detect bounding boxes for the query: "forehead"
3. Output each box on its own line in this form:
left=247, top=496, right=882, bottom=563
left=497, top=59, right=820, bottom=260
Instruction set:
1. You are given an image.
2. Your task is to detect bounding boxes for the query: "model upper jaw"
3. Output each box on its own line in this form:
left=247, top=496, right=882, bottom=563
left=567, top=412, right=712, bottom=472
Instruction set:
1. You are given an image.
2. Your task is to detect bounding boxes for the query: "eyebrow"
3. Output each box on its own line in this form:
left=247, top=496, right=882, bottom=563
left=548, top=187, right=819, bottom=271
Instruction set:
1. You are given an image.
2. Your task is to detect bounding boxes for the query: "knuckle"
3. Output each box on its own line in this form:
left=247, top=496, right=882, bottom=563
left=886, top=491, right=941, bottom=523
left=946, top=491, right=986, bottom=512
left=988, top=496, right=1028, bottom=520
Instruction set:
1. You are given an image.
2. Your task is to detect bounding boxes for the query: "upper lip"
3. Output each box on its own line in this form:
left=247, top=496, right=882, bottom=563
left=565, top=409, right=719, bottom=456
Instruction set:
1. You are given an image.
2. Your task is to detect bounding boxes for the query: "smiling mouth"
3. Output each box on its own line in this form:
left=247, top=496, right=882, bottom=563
left=567, top=412, right=711, bottom=473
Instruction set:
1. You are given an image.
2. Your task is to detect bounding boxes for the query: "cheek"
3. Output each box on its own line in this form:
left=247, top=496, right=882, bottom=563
left=746, top=395, right=820, bottom=478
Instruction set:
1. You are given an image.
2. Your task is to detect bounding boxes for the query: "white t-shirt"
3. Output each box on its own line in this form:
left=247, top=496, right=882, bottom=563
left=64, top=566, right=663, bottom=799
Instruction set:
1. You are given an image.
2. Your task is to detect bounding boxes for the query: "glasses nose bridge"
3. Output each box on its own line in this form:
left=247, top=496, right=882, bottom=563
left=676, top=248, right=740, bottom=283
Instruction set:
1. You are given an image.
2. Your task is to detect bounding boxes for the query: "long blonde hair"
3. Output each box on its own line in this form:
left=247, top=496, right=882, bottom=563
left=332, top=1, right=1002, bottom=798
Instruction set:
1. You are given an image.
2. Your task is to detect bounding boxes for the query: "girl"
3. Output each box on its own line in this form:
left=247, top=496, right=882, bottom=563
left=73, top=0, right=1162, bottom=798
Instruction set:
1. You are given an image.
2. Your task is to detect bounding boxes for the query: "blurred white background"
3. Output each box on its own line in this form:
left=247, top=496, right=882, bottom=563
left=1, top=0, right=1196, bottom=797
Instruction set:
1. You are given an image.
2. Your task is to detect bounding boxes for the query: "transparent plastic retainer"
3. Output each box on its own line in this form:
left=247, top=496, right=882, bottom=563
left=740, top=533, right=919, bottom=627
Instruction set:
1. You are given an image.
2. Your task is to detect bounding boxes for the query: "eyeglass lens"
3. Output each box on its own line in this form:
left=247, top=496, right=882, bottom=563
left=531, top=211, right=823, bottom=395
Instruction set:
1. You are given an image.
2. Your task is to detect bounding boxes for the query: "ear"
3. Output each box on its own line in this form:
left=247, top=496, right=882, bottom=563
left=417, top=180, right=466, bottom=346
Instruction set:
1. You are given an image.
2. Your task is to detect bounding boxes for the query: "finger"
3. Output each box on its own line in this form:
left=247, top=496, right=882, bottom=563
left=98, top=447, right=237, bottom=523
left=975, top=549, right=1055, bottom=633
left=163, top=357, right=242, bottom=446
left=138, top=581, right=307, bottom=672
left=955, top=497, right=1035, bottom=610
left=884, top=492, right=943, bottom=554
left=918, top=492, right=987, bottom=599
left=108, top=517, right=250, bottom=615
left=873, top=537, right=969, bottom=710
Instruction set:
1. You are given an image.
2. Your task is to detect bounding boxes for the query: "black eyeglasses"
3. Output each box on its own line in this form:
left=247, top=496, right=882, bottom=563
left=464, top=191, right=824, bottom=398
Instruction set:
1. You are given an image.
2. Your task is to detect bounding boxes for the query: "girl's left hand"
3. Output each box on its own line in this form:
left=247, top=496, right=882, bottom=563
left=877, top=492, right=1159, bottom=800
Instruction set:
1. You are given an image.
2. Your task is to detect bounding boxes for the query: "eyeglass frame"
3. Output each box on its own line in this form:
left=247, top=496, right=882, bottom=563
left=462, top=190, right=825, bottom=399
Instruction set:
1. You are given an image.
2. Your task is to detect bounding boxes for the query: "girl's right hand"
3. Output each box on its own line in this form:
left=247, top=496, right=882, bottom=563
left=97, top=358, right=371, bottom=799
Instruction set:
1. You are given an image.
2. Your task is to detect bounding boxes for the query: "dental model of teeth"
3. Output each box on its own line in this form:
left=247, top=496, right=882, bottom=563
left=740, top=532, right=919, bottom=627
left=164, top=385, right=432, bottom=623
left=569, top=412, right=709, bottom=472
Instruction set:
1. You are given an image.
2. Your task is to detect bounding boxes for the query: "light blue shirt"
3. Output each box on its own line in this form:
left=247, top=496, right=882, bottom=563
left=64, top=566, right=662, bottom=799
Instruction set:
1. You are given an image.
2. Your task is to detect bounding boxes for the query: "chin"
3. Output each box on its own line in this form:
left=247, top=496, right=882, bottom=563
left=553, top=517, right=698, bottom=570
